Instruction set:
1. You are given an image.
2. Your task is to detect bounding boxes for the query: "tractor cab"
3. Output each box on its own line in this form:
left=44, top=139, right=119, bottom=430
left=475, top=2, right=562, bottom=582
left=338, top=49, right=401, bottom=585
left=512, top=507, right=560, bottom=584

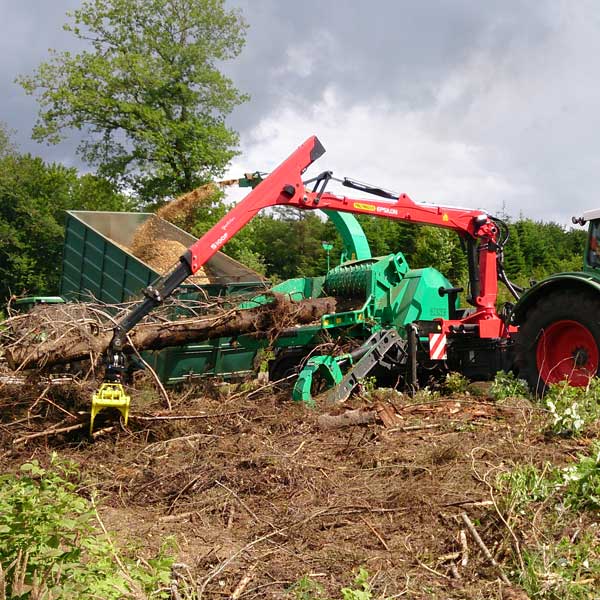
left=581, top=209, right=600, bottom=272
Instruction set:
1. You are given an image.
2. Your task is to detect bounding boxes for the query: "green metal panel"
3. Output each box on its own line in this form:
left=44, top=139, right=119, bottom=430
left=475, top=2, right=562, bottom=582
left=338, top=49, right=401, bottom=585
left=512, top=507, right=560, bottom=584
left=143, top=339, right=259, bottom=383
left=60, top=210, right=266, bottom=303
left=390, top=267, right=454, bottom=327
left=59, top=210, right=266, bottom=384
left=61, top=212, right=157, bottom=303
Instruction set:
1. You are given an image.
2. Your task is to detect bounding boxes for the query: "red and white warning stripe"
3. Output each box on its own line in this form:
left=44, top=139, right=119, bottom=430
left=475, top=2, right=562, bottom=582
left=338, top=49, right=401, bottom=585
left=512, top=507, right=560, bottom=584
left=428, top=333, right=447, bottom=360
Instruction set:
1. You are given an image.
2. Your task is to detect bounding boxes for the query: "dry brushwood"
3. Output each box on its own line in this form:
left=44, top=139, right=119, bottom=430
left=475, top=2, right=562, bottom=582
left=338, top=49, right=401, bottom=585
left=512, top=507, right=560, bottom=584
left=2, top=294, right=337, bottom=371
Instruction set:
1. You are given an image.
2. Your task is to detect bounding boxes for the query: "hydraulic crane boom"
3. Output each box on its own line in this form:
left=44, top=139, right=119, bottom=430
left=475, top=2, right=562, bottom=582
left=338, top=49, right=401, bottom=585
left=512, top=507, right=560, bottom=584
left=105, top=135, right=506, bottom=385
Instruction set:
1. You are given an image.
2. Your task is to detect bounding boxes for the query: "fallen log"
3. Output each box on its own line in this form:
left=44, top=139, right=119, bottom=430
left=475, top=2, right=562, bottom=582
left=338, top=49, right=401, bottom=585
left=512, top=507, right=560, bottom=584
left=317, top=408, right=379, bottom=429
left=4, top=295, right=337, bottom=371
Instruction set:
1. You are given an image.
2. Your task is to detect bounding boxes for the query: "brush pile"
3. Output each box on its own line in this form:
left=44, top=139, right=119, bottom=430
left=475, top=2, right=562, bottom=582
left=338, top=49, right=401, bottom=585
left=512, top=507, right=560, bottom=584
left=1, top=294, right=337, bottom=372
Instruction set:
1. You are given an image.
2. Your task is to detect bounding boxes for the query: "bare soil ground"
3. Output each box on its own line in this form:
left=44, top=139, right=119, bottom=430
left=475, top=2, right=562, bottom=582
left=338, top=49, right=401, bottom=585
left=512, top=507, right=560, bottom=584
left=0, top=375, right=588, bottom=599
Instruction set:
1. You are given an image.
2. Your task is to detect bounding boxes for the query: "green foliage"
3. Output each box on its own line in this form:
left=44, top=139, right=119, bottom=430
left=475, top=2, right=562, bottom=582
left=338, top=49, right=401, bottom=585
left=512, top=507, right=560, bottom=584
left=562, top=443, right=600, bottom=510
left=0, top=122, right=16, bottom=159
left=359, top=375, right=379, bottom=395
left=443, top=371, right=470, bottom=394
left=491, top=370, right=529, bottom=401
left=497, top=445, right=600, bottom=515
left=19, top=0, right=248, bottom=202
left=0, top=454, right=174, bottom=599
left=289, top=575, right=329, bottom=600
left=0, top=151, right=131, bottom=302
left=288, top=568, right=372, bottom=600
left=496, top=457, right=600, bottom=599
left=520, top=534, right=600, bottom=600
left=412, top=386, right=441, bottom=403
left=504, top=217, right=586, bottom=284
left=340, top=567, right=372, bottom=600
left=497, top=463, right=556, bottom=512
left=412, top=227, right=457, bottom=279
left=543, top=379, right=600, bottom=435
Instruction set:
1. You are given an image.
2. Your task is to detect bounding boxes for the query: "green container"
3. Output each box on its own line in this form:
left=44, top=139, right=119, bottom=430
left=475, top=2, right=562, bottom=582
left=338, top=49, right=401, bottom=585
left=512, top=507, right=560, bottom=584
left=61, top=211, right=264, bottom=303
left=60, top=211, right=266, bottom=383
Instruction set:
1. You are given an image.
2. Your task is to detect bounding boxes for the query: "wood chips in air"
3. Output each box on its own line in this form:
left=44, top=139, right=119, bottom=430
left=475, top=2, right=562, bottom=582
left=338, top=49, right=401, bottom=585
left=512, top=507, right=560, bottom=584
left=130, top=184, right=221, bottom=284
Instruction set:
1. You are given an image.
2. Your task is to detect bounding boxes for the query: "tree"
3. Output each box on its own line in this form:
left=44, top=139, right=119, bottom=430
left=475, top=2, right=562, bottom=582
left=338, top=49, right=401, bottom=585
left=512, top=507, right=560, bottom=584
left=19, top=0, right=248, bottom=203
left=503, top=227, right=527, bottom=281
left=0, top=152, right=131, bottom=302
left=0, top=122, right=16, bottom=159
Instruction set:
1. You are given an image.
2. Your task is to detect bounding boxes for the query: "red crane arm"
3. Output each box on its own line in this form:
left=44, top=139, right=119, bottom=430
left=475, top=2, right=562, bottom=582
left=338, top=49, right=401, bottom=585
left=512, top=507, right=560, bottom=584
left=185, top=136, right=500, bottom=317
left=109, top=135, right=505, bottom=358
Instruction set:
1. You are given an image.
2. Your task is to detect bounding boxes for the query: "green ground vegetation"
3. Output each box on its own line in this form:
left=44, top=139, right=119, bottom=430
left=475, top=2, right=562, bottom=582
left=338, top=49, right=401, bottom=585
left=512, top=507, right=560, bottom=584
left=0, top=454, right=173, bottom=599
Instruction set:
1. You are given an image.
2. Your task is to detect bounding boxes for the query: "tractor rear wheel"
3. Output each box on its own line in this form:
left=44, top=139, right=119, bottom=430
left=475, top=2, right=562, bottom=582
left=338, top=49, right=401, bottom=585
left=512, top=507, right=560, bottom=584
left=515, top=290, right=600, bottom=394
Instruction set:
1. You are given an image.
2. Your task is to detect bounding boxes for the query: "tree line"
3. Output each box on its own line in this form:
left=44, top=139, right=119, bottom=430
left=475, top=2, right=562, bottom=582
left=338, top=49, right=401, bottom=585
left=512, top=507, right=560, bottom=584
left=0, top=131, right=587, bottom=303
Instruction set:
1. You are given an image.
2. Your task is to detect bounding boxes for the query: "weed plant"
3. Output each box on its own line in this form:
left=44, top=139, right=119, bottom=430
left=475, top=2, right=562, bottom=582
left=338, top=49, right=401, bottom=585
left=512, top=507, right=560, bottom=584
left=543, top=379, right=600, bottom=435
left=0, top=454, right=173, bottom=599
left=562, top=442, right=600, bottom=510
left=497, top=444, right=600, bottom=599
left=289, top=568, right=372, bottom=600
left=443, top=371, right=470, bottom=394
left=491, top=370, right=529, bottom=401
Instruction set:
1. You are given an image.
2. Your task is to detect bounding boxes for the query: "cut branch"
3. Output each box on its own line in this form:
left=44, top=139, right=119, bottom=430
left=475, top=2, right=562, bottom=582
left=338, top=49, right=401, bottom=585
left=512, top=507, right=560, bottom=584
left=4, top=295, right=337, bottom=371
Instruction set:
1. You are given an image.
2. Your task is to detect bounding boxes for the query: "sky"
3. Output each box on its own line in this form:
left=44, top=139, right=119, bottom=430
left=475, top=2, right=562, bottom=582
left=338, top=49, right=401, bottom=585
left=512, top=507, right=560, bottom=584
left=2, top=1, right=600, bottom=225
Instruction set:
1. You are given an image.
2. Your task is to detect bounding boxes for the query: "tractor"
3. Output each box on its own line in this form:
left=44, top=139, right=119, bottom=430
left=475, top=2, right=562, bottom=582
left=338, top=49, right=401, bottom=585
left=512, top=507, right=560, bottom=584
left=513, top=209, right=600, bottom=394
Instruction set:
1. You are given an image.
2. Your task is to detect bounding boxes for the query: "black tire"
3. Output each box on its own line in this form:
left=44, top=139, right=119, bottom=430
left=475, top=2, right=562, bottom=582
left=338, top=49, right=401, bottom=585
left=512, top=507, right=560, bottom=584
left=515, top=289, right=600, bottom=395
left=268, top=350, right=308, bottom=382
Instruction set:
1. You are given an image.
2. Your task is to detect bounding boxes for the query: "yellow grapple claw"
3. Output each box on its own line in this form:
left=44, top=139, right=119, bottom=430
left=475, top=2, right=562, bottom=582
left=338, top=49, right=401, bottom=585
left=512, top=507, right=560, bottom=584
left=90, top=383, right=131, bottom=434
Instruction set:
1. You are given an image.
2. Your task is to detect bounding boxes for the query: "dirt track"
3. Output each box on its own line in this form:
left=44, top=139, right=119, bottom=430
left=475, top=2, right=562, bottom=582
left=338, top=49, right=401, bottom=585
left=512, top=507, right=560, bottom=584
left=1, top=373, right=584, bottom=599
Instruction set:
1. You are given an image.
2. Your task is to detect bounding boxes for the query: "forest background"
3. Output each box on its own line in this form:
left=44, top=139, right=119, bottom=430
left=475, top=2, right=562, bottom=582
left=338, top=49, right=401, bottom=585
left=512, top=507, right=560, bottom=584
left=0, top=124, right=586, bottom=306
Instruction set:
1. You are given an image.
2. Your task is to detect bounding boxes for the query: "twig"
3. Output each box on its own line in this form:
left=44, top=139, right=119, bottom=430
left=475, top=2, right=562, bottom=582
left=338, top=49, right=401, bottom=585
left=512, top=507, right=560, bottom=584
left=126, top=333, right=171, bottom=410
left=13, top=421, right=85, bottom=444
left=286, top=439, right=306, bottom=457
left=137, top=432, right=218, bottom=457
left=4, top=415, right=43, bottom=427
left=168, top=473, right=206, bottom=513
left=40, top=395, right=79, bottom=420
left=416, top=559, right=450, bottom=580
left=359, top=515, right=390, bottom=551
left=197, top=507, right=332, bottom=598
left=460, top=512, right=511, bottom=585
left=443, top=499, right=494, bottom=508
left=130, top=409, right=250, bottom=421
left=92, top=426, right=115, bottom=438
left=159, top=511, right=200, bottom=523
left=92, top=497, right=145, bottom=595
left=237, top=580, right=293, bottom=597
left=197, top=529, right=286, bottom=599
left=230, top=564, right=257, bottom=600
left=215, top=481, right=260, bottom=524
left=460, top=529, right=469, bottom=567
left=228, top=373, right=296, bottom=401
left=386, top=423, right=442, bottom=433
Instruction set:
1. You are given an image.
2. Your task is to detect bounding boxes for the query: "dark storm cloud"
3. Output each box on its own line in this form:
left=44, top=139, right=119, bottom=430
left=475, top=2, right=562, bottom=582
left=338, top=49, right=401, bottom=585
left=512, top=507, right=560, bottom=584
left=225, top=0, right=557, bottom=132
left=0, top=0, right=84, bottom=163
left=0, top=1, right=559, bottom=151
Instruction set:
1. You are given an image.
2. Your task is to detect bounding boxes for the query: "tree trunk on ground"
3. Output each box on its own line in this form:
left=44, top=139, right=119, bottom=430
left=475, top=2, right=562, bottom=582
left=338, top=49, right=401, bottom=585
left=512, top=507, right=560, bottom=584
left=5, top=296, right=337, bottom=371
